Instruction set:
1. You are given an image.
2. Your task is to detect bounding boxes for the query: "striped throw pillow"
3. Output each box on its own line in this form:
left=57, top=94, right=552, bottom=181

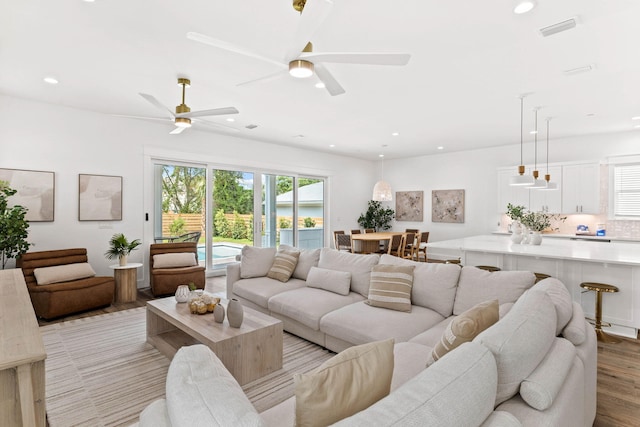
left=366, top=264, right=415, bottom=312
left=267, top=249, right=300, bottom=282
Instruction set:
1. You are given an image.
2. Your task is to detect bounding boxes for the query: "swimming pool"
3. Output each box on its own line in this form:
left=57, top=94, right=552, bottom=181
left=197, top=244, right=243, bottom=263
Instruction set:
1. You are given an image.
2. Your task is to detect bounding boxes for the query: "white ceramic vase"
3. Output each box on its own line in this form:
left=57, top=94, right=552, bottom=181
left=119, top=255, right=127, bottom=266
left=175, top=285, right=190, bottom=303
left=510, top=221, right=523, bottom=244
left=530, top=231, right=542, bottom=245
left=214, top=303, right=225, bottom=323
left=521, top=226, right=530, bottom=244
left=227, top=299, right=244, bottom=328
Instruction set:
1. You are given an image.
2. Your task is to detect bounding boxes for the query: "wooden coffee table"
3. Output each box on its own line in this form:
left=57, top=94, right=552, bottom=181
left=146, top=296, right=283, bottom=385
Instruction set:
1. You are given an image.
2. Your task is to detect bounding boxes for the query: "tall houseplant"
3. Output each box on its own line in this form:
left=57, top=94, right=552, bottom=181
left=105, top=233, right=141, bottom=266
left=357, top=200, right=395, bottom=232
left=0, top=182, right=31, bottom=269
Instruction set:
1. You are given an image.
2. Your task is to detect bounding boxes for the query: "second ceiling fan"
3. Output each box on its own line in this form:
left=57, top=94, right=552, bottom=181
left=187, top=0, right=411, bottom=96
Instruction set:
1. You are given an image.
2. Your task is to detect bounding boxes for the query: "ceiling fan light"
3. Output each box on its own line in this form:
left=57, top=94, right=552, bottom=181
left=513, top=0, right=536, bottom=14
left=372, top=180, right=393, bottom=201
left=175, top=117, right=192, bottom=128
left=289, top=60, right=314, bottom=78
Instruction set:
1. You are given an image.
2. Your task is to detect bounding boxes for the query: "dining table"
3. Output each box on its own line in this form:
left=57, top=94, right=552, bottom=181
left=350, top=231, right=405, bottom=254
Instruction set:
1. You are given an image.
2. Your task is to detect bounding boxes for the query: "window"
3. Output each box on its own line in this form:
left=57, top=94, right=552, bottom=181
left=612, top=162, right=640, bottom=218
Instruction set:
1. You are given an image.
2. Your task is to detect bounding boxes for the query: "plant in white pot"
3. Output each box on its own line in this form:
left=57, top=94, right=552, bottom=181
left=105, top=233, right=141, bottom=266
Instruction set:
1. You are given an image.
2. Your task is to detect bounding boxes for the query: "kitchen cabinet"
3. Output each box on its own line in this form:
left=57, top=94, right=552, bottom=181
left=562, top=162, right=600, bottom=214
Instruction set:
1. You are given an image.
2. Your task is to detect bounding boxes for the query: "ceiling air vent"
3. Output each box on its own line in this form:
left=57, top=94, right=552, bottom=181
left=539, top=18, right=577, bottom=37
left=245, top=124, right=258, bottom=129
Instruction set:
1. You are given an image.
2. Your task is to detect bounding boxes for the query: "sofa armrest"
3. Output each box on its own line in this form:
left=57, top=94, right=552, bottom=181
left=226, top=262, right=241, bottom=298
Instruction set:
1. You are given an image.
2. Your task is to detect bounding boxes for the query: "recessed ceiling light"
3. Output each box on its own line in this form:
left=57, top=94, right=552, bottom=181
left=437, top=146, right=444, bottom=150
left=226, top=118, right=235, bottom=122
left=391, top=132, right=399, bottom=136
left=632, top=116, right=640, bottom=121
left=378, top=154, right=384, bottom=158
left=315, top=82, right=325, bottom=89
left=513, top=0, right=536, bottom=14
left=529, top=130, right=538, bottom=135
left=329, top=144, right=335, bottom=148
left=43, top=77, right=59, bottom=85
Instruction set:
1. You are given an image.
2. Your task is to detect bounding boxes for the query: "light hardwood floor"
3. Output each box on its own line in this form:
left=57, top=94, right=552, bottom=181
left=39, top=276, right=640, bottom=426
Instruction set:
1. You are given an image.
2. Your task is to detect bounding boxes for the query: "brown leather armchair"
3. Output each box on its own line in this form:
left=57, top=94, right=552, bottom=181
left=17, top=248, right=115, bottom=320
left=149, top=242, right=205, bottom=297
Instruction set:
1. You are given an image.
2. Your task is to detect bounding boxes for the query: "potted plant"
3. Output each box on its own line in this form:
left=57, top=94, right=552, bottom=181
left=105, top=233, right=141, bottom=266
left=0, top=181, right=31, bottom=269
left=357, top=200, right=395, bottom=232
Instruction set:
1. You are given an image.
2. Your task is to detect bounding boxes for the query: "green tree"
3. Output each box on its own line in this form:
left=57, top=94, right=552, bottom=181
left=276, top=177, right=320, bottom=194
left=0, top=182, right=31, bottom=269
left=169, top=216, right=186, bottom=235
left=162, top=166, right=205, bottom=213
left=213, top=170, right=252, bottom=214
left=357, top=200, right=395, bottom=231
left=231, top=211, right=248, bottom=239
left=303, top=217, right=316, bottom=228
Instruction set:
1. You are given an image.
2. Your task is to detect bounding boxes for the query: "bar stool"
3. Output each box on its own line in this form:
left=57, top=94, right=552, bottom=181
left=579, top=282, right=621, bottom=343
left=534, top=273, right=551, bottom=283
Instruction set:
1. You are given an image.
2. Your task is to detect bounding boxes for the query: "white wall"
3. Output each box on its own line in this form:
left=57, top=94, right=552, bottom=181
left=383, top=131, right=640, bottom=243
left=0, top=94, right=375, bottom=280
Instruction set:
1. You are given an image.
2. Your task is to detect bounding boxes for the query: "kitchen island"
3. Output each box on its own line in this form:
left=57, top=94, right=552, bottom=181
left=427, top=234, right=640, bottom=338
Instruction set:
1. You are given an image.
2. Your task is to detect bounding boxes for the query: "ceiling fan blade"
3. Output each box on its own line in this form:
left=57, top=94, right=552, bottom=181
left=170, top=126, right=187, bottom=135
left=139, top=93, right=175, bottom=119
left=300, top=52, right=411, bottom=66
left=112, top=114, right=169, bottom=122
left=236, top=70, right=287, bottom=87
left=285, top=0, right=334, bottom=61
left=314, top=63, right=345, bottom=96
left=186, top=32, right=284, bottom=67
left=179, top=107, right=239, bottom=119
left=196, top=119, right=241, bottom=133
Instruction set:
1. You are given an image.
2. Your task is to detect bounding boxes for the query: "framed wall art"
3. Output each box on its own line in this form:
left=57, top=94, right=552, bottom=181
left=79, top=174, right=122, bottom=221
left=395, top=191, right=424, bottom=221
left=432, top=189, right=465, bottom=223
left=0, top=168, right=55, bottom=221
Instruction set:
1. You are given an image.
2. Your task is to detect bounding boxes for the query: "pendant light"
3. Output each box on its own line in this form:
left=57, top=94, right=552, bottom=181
left=372, top=146, right=392, bottom=201
left=510, top=95, right=535, bottom=186
left=529, top=107, right=547, bottom=189
left=539, top=118, right=558, bottom=190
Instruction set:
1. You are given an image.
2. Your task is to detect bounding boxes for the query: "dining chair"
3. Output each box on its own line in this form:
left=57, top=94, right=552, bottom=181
left=416, top=231, right=430, bottom=262
left=405, top=228, right=419, bottom=234
left=333, top=230, right=345, bottom=249
left=387, top=234, right=405, bottom=257
left=336, top=233, right=353, bottom=252
left=364, top=228, right=375, bottom=233
left=351, top=229, right=362, bottom=234
left=402, top=232, right=417, bottom=260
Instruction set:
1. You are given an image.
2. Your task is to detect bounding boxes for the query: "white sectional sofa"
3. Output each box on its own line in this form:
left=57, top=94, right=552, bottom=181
left=137, top=245, right=597, bottom=427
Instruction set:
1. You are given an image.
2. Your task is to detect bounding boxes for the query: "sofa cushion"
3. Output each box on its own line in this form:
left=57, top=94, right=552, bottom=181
left=320, top=301, right=445, bottom=346
left=33, top=262, right=96, bottom=285
left=268, top=287, right=365, bottom=331
left=390, top=342, right=433, bottom=391
left=240, top=246, right=277, bottom=279
left=332, top=342, right=497, bottom=427
left=152, top=252, right=197, bottom=269
left=294, top=338, right=394, bottom=427
left=480, top=411, right=522, bottom=427
left=233, top=277, right=307, bottom=309
left=266, top=249, right=299, bottom=283
left=427, top=299, right=499, bottom=366
left=138, top=398, right=171, bottom=427
left=562, top=302, right=587, bottom=345
left=318, top=248, right=379, bottom=297
left=165, top=344, right=265, bottom=427
left=279, top=245, right=320, bottom=280
left=453, top=266, right=536, bottom=315
left=306, top=266, right=351, bottom=296
left=474, top=289, right=557, bottom=405
left=534, top=277, right=573, bottom=335
left=379, top=254, right=461, bottom=317
left=520, top=337, right=576, bottom=410
left=366, top=264, right=415, bottom=312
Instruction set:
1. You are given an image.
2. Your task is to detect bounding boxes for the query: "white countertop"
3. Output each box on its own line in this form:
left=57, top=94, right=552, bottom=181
left=427, top=235, right=640, bottom=266
left=492, top=231, right=640, bottom=243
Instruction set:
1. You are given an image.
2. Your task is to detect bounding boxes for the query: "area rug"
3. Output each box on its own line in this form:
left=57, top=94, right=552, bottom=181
left=40, top=307, right=333, bottom=427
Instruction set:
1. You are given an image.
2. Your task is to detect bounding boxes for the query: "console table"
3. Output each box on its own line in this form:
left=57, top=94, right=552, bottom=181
left=0, top=269, right=47, bottom=426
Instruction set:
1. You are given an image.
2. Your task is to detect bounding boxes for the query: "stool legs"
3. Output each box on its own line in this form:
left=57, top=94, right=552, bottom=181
left=592, top=290, right=621, bottom=344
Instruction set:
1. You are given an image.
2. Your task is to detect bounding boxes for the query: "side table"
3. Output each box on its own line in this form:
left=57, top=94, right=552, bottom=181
left=109, top=263, right=143, bottom=303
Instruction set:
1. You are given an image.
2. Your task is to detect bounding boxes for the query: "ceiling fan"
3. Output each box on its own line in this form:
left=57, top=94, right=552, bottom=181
left=186, top=0, right=411, bottom=96
left=132, top=78, right=239, bottom=134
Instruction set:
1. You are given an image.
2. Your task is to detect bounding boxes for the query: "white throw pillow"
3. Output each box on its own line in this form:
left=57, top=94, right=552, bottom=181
left=534, top=277, right=573, bottom=335
left=279, top=245, right=321, bottom=281
left=34, top=262, right=96, bottom=285
left=317, top=248, right=380, bottom=297
left=240, top=246, right=277, bottom=279
left=153, top=252, right=197, bottom=269
left=306, top=266, right=351, bottom=296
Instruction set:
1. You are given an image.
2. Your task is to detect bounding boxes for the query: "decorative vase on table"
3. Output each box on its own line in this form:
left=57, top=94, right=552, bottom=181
left=530, top=231, right=542, bottom=245
left=175, top=285, right=189, bottom=303
left=227, top=298, right=244, bottom=328
left=214, top=303, right=225, bottom=323
left=510, top=221, right=523, bottom=244
left=520, top=226, right=530, bottom=244
left=119, top=255, right=127, bottom=266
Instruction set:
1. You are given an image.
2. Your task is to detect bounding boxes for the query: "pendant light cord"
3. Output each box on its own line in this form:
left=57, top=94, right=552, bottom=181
left=546, top=119, right=550, bottom=174
left=533, top=108, right=538, bottom=171
left=520, top=96, right=524, bottom=165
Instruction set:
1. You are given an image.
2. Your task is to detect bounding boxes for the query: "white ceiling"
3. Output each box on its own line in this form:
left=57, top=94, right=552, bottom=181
left=2, top=0, right=639, bottom=160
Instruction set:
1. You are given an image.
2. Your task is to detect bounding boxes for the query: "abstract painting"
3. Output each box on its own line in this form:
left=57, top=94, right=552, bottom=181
left=0, top=168, right=55, bottom=221
left=432, top=189, right=465, bottom=223
left=79, top=174, right=122, bottom=221
left=395, top=191, right=424, bottom=221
